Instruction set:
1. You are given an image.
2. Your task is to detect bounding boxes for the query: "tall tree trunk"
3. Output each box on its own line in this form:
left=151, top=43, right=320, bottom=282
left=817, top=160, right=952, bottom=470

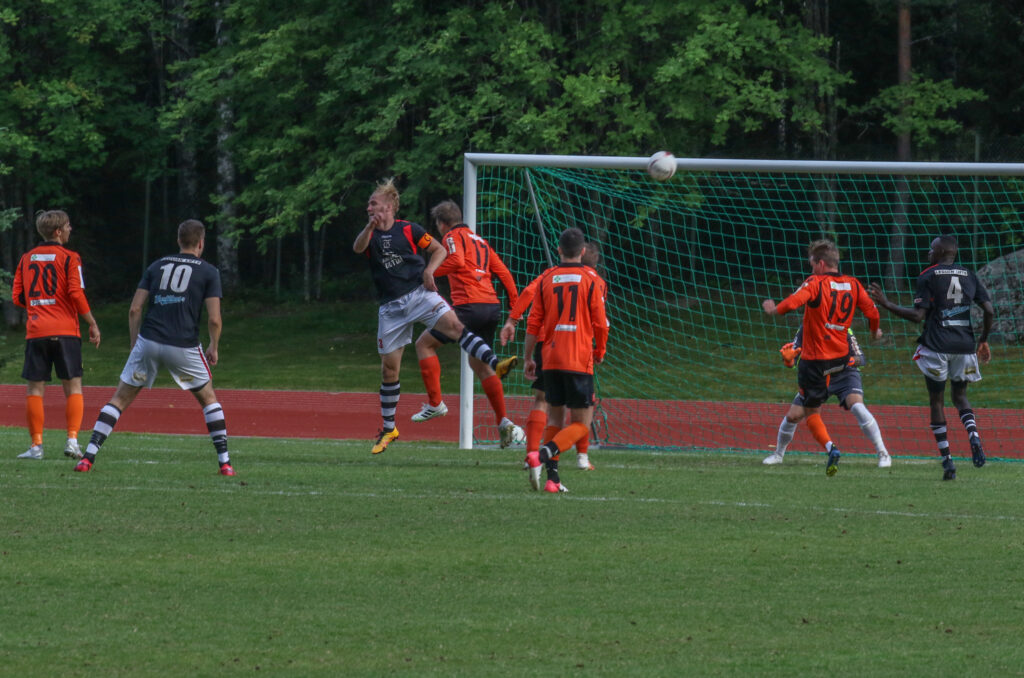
left=214, top=0, right=240, bottom=291
left=887, top=0, right=912, bottom=291
left=302, top=214, right=311, bottom=303
left=170, top=0, right=199, bottom=224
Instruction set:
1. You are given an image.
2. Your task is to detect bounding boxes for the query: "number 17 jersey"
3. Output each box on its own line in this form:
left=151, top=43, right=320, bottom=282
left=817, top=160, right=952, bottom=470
left=138, top=253, right=223, bottom=348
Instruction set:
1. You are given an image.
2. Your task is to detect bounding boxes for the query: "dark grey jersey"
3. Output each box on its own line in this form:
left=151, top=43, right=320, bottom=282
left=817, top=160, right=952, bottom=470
left=913, top=263, right=990, bottom=354
left=138, top=254, right=222, bottom=348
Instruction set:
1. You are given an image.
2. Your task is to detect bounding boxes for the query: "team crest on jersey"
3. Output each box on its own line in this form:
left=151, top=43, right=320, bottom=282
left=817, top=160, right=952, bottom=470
left=30, top=253, right=57, bottom=262
left=553, top=274, right=582, bottom=284
left=830, top=281, right=852, bottom=291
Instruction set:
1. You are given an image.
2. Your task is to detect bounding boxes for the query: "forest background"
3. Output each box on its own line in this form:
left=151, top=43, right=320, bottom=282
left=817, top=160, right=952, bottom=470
left=1, top=0, right=1022, bottom=312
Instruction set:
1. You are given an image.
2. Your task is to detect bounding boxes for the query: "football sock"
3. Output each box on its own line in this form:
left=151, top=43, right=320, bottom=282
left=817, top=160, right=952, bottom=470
left=851, top=402, right=888, bottom=455
left=458, top=329, right=497, bottom=369
left=418, top=356, right=443, bottom=407
left=525, top=408, right=546, bottom=452
left=380, top=381, right=400, bottom=432
left=85, top=403, right=123, bottom=461
left=576, top=431, right=590, bottom=455
left=959, top=408, right=980, bottom=442
left=203, top=402, right=229, bottom=464
left=775, top=418, right=798, bottom=456
left=805, top=413, right=834, bottom=451
left=481, top=374, right=507, bottom=423
left=930, top=421, right=949, bottom=455
left=551, top=422, right=589, bottom=454
left=26, top=395, right=44, bottom=446
left=542, top=425, right=560, bottom=446
left=65, top=392, right=84, bottom=440
left=538, top=441, right=561, bottom=484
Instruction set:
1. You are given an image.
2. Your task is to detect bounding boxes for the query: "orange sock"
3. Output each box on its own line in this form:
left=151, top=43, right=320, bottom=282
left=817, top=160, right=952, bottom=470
left=526, top=409, right=546, bottom=452
left=576, top=431, right=590, bottom=455
left=805, top=413, right=832, bottom=450
left=542, top=425, right=560, bottom=445
left=481, top=374, right=506, bottom=423
left=27, top=395, right=44, bottom=445
left=551, top=422, right=589, bottom=454
left=66, top=393, right=84, bottom=440
left=418, top=356, right=443, bottom=407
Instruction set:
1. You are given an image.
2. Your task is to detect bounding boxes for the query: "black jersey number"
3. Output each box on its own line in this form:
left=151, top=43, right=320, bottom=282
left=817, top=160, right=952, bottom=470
left=28, top=262, right=58, bottom=297
left=828, top=290, right=854, bottom=324
left=553, top=285, right=579, bottom=322
left=158, top=263, right=193, bottom=293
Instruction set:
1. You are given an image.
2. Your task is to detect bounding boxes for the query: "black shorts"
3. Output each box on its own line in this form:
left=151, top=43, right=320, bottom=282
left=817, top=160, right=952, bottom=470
left=22, top=336, right=83, bottom=382
left=796, top=356, right=849, bottom=409
left=530, top=343, right=544, bottom=391
left=543, top=369, right=595, bottom=409
left=454, top=303, right=500, bottom=349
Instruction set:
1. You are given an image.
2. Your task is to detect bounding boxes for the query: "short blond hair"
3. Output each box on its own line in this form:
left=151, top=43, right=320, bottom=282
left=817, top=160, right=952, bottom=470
left=373, top=177, right=400, bottom=212
left=808, top=238, right=839, bottom=268
left=36, top=210, right=69, bottom=240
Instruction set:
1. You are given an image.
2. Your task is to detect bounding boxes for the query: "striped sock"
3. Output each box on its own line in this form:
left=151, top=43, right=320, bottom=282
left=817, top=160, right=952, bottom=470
left=203, top=402, right=229, bottom=464
left=459, top=329, right=497, bottom=369
left=86, top=404, right=123, bottom=461
left=959, top=408, right=980, bottom=442
left=930, top=421, right=950, bottom=456
left=380, top=381, right=400, bottom=432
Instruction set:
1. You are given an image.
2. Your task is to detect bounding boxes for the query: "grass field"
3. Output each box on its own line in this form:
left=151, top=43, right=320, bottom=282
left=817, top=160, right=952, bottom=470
left=3, top=427, right=1024, bottom=677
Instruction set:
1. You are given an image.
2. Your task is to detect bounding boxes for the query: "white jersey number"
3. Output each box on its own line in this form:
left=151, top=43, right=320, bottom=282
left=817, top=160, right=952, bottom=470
left=946, top=276, right=963, bottom=304
left=158, top=263, right=193, bottom=293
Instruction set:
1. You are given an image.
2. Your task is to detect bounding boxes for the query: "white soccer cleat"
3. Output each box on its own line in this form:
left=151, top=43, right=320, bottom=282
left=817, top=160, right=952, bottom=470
left=64, top=438, right=83, bottom=460
left=576, top=453, right=594, bottom=470
left=411, top=402, right=448, bottom=422
left=878, top=452, right=892, bottom=468
left=762, top=453, right=785, bottom=465
left=498, top=419, right=524, bottom=448
left=18, top=444, right=43, bottom=460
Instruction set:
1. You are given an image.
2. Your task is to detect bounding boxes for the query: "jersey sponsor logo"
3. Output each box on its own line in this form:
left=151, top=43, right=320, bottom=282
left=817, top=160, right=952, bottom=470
left=941, top=320, right=970, bottom=326
left=825, top=322, right=845, bottom=331
left=555, top=323, right=578, bottom=332
left=830, top=281, right=852, bottom=291
left=932, top=268, right=970, bottom=277
left=941, top=305, right=970, bottom=317
left=552, top=274, right=582, bottom=284
left=30, top=253, right=56, bottom=262
left=153, top=294, right=186, bottom=306
left=29, top=298, right=56, bottom=306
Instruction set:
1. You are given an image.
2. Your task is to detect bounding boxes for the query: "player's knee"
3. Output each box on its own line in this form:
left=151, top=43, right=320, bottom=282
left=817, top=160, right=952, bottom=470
left=924, top=376, right=946, bottom=394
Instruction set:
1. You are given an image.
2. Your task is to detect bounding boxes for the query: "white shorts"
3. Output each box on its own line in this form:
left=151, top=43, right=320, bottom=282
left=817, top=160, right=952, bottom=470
left=377, top=286, right=452, bottom=355
left=120, top=335, right=212, bottom=390
left=913, top=344, right=982, bottom=383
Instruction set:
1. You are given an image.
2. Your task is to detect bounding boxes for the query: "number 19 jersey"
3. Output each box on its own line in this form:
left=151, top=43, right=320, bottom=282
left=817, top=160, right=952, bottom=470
left=775, top=272, right=879, bottom=361
left=138, top=253, right=223, bottom=347
left=913, top=263, right=990, bottom=354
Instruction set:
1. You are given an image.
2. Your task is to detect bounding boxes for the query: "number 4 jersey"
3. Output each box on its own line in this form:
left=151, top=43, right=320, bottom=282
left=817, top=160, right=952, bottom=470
left=12, top=241, right=92, bottom=339
left=775, top=272, right=879, bottom=361
left=914, top=263, right=991, bottom=354
left=138, top=253, right=223, bottom=348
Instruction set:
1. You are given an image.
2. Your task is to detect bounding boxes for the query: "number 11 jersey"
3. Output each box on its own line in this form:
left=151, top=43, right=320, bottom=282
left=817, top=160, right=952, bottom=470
left=138, top=253, right=223, bottom=348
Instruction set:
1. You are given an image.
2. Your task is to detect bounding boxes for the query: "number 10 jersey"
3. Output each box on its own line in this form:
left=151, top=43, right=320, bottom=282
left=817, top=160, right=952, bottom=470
left=138, top=253, right=223, bottom=348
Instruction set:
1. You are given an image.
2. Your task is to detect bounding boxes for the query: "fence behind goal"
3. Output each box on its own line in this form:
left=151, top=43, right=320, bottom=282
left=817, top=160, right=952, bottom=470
left=461, top=154, right=1024, bottom=459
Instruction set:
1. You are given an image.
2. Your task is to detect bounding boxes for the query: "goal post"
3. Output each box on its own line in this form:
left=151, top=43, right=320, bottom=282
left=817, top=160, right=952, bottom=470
left=461, top=153, right=1024, bottom=459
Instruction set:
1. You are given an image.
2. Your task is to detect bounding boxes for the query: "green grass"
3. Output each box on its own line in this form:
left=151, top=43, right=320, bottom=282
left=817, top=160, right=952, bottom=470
left=3, top=427, right=1024, bottom=676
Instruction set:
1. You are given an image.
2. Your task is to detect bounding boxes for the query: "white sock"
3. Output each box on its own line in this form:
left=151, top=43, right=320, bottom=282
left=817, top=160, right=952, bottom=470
left=775, top=419, right=798, bottom=456
left=851, top=402, right=887, bottom=455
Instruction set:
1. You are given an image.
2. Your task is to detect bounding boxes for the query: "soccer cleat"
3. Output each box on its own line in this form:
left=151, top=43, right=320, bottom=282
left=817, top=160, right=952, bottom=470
left=495, top=355, right=518, bottom=380
left=576, top=453, right=594, bottom=470
left=219, top=463, right=236, bottom=476
left=877, top=452, right=892, bottom=469
left=825, top=447, right=841, bottom=476
left=779, top=342, right=802, bottom=368
left=942, top=456, right=957, bottom=481
left=544, top=479, right=568, bottom=493
left=73, top=458, right=93, bottom=473
left=372, top=427, right=399, bottom=454
left=411, top=402, right=448, bottom=422
left=970, top=438, right=986, bottom=468
left=763, top=452, right=785, bottom=465
left=498, top=419, right=522, bottom=448
left=526, top=451, right=542, bottom=490
left=64, top=438, right=83, bottom=460
left=17, top=444, right=43, bottom=460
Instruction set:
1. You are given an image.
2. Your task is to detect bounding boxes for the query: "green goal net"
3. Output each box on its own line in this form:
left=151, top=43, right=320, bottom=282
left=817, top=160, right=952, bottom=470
left=463, top=155, right=1024, bottom=460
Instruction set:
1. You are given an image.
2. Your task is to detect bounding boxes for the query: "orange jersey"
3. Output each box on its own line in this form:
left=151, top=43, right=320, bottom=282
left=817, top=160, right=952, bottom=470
left=12, top=242, right=92, bottom=339
left=526, top=263, right=609, bottom=374
left=775, top=272, right=879, bottom=360
left=435, top=224, right=518, bottom=307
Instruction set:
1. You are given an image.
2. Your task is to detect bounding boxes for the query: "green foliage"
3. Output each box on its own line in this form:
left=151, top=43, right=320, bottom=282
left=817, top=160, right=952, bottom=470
left=861, top=74, right=987, bottom=146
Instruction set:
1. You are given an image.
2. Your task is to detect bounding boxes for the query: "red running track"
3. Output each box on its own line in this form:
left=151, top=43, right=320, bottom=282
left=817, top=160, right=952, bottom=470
left=2, top=384, right=1021, bottom=458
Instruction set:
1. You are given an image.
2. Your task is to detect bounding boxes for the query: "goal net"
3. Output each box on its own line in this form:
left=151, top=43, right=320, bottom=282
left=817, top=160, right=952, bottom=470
left=462, top=154, right=1024, bottom=460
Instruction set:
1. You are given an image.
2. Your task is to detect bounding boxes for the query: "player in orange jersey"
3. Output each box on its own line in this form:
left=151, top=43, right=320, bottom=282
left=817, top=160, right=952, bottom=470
left=762, top=238, right=881, bottom=476
left=522, top=228, right=609, bottom=493
left=420, top=200, right=523, bottom=447
left=11, top=210, right=101, bottom=460
left=501, top=242, right=604, bottom=470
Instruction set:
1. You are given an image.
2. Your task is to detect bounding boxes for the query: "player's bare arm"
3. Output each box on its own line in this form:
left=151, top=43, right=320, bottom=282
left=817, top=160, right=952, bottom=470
left=977, top=299, right=995, bottom=364
left=422, top=238, right=447, bottom=293
left=127, top=288, right=149, bottom=349
left=81, top=310, right=101, bottom=348
left=762, top=299, right=778, bottom=315
left=499, top=319, right=516, bottom=346
left=352, top=218, right=377, bottom=254
left=867, top=283, right=925, bottom=323
left=205, top=297, right=222, bottom=366
left=523, top=332, right=538, bottom=381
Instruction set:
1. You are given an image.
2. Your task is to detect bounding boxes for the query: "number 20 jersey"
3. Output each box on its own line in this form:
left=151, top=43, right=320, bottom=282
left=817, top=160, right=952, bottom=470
left=138, top=253, right=223, bottom=348
left=913, top=263, right=990, bottom=354
left=12, top=242, right=92, bottom=339
left=775, top=272, right=879, bottom=361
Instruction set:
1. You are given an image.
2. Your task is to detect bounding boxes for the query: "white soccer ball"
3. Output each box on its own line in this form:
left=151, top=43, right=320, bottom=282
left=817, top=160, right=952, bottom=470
left=510, top=425, right=526, bottom=445
left=647, top=151, right=676, bottom=181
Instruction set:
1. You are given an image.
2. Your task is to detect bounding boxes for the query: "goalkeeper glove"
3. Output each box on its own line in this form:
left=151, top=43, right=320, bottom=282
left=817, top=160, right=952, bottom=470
left=780, top=342, right=801, bottom=368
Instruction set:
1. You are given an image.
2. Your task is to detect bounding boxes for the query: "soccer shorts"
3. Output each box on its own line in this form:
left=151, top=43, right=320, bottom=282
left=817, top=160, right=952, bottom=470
left=543, top=369, right=595, bottom=409
left=120, top=335, right=212, bottom=390
left=454, top=303, right=500, bottom=349
left=796, top=356, right=849, bottom=409
left=377, top=286, right=452, bottom=355
left=913, top=344, right=981, bottom=383
left=793, top=366, right=863, bottom=410
left=22, top=336, right=83, bottom=381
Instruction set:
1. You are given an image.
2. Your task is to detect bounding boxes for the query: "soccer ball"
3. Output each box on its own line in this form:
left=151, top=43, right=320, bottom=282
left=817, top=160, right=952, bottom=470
left=647, top=151, right=676, bottom=181
left=510, top=425, right=526, bottom=445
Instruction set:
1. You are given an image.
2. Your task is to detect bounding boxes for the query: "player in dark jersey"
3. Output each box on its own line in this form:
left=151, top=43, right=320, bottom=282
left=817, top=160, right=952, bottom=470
left=869, top=235, right=995, bottom=481
left=11, top=210, right=101, bottom=460
left=764, top=327, right=891, bottom=468
left=353, top=179, right=516, bottom=455
left=763, top=239, right=881, bottom=476
left=73, top=220, right=234, bottom=476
